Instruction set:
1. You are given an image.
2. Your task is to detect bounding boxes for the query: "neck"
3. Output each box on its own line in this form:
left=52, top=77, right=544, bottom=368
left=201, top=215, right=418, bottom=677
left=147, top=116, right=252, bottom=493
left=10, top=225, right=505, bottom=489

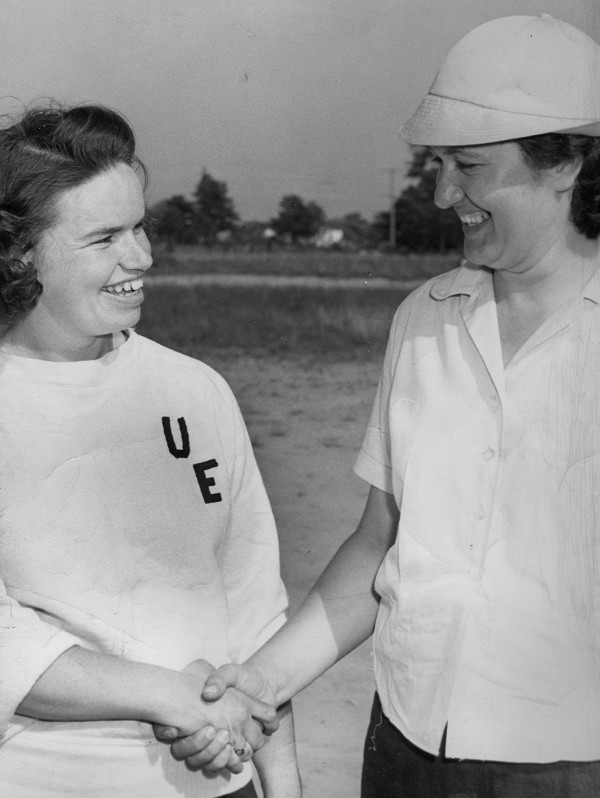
left=0, top=327, right=120, bottom=361
left=493, top=234, right=600, bottom=314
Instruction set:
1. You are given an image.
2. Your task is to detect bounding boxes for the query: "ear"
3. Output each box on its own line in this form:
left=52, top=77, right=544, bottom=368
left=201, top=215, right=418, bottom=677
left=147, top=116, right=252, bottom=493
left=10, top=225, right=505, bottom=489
left=552, top=157, right=583, bottom=193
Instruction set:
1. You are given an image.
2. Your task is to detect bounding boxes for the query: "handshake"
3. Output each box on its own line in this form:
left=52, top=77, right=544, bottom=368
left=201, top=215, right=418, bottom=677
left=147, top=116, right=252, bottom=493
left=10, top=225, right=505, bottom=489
left=153, top=658, right=276, bottom=775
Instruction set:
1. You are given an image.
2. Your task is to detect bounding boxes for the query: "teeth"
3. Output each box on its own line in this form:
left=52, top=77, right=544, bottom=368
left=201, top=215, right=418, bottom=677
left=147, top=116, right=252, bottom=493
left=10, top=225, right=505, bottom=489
left=103, top=278, right=143, bottom=295
left=459, top=212, right=490, bottom=227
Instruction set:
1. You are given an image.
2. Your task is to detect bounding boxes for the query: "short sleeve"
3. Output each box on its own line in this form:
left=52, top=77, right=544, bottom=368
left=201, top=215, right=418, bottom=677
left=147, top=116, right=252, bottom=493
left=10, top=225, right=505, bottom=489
left=353, top=298, right=414, bottom=497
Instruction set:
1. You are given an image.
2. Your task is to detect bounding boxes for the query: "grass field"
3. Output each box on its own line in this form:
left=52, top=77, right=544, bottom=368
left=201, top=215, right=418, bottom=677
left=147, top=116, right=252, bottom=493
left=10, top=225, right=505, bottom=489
left=136, top=283, right=411, bottom=359
left=138, top=249, right=456, bottom=357
left=150, top=244, right=460, bottom=281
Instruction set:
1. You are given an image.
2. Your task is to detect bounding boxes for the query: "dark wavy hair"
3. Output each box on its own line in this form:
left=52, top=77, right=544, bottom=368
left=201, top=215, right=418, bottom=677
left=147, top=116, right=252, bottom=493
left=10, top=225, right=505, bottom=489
left=0, top=102, right=147, bottom=324
left=517, top=133, right=600, bottom=240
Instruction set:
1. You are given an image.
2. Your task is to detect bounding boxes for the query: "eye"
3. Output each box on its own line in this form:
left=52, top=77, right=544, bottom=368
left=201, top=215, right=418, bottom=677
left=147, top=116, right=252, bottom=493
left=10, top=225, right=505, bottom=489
left=456, top=160, right=479, bottom=173
left=134, top=213, right=151, bottom=236
left=93, top=235, right=113, bottom=245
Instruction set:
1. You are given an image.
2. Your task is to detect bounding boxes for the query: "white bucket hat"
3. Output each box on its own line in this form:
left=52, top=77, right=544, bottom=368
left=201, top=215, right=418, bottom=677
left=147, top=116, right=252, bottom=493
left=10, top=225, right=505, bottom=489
left=400, top=14, right=600, bottom=146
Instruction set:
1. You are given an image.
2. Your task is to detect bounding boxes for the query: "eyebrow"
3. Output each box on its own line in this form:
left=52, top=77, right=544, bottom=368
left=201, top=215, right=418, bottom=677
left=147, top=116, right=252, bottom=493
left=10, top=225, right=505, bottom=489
left=428, top=146, right=493, bottom=167
left=82, top=224, right=124, bottom=240
left=81, top=211, right=149, bottom=241
left=454, top=146, right=493, bottom=157
left=429, top=146, right=481, bottom=156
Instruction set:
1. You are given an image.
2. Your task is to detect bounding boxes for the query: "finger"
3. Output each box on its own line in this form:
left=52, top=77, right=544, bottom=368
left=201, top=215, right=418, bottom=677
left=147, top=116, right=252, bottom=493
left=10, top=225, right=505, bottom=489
left=262, top=721, right=278, bottom=737
left=187, top=743, right=243, bottom=775
left=153, top=723, right=179, bottom=742
left=232, top=740, right=253, bottom=763
left=240, top=720, right=264, bottom=752
left=201, top=665, right=240, bottom=701
left=171, top=727, right=223, bottom=761
left=183, top=658, right=216, bottom=678
left=247, top=697, right=279, bottom=734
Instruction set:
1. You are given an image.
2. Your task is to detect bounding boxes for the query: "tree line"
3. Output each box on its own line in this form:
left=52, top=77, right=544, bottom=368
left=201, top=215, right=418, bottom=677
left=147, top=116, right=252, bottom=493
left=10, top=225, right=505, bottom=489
left=150, top=150, right=463, bottom=253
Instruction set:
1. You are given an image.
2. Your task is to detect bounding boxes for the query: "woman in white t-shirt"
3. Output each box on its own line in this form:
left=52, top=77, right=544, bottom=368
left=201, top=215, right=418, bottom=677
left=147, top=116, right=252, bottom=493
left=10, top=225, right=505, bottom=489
left=0, top=103, right=300, bottom=798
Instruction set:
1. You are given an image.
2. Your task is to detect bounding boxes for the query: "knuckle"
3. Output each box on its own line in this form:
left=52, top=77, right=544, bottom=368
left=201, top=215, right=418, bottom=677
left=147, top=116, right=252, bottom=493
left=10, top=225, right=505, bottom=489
left=185, top=758, right=206, bottom=772
left=171, top=739, right=194, bottom=760
left=171, top=746, right=187, bottom=761
left=185, top=756, right=203, bottom=770
left=213, top=750, right=233, bottom=770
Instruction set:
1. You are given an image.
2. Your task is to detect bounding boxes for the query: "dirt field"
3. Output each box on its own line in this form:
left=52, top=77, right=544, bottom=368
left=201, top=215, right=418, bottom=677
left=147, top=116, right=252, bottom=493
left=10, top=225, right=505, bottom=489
left=204, top=350, right=384, bottom=797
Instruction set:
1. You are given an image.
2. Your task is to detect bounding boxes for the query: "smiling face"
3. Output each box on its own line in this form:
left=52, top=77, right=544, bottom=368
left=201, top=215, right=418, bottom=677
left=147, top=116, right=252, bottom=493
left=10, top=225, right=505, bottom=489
left=10, top=162, right=152, bottom=360
left=429, top=142, right=576, bottom=274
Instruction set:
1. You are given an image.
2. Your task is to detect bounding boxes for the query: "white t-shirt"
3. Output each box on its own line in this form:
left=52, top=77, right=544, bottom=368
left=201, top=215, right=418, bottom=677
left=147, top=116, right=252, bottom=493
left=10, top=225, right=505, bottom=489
left=355, top=262, right=600, bottom=763
left=0, top=331, right=288, bottom=797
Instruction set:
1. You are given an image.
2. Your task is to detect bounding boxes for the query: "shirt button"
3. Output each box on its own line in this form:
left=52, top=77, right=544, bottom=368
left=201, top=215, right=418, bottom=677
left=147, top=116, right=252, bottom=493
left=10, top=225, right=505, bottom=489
left=483, top=447, right=496, bottom=461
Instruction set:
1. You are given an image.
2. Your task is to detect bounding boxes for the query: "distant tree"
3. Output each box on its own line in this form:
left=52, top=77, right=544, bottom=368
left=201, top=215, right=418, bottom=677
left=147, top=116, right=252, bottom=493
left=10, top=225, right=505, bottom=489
left=271, top=194, right=325, bottom=242
left=338, top=212, right=373, bottom=249
left=230, top=220, right=268, bottom=248
left=372, top=148, right=463, bottom=252
left=150, top=195, right=199, bottom=246
left=194, top=170, right=238, bottom=247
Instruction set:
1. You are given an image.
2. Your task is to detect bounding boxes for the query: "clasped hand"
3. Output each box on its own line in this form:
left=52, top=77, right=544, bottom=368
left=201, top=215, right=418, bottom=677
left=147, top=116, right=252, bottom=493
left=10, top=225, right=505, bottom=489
left=153, top=660, right=277, bottom=775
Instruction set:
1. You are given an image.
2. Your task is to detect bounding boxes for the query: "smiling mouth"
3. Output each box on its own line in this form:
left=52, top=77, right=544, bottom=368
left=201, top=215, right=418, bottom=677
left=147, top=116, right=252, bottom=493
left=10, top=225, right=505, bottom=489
left=458, top=212, right=490, bottom=228
left=102, top=277, right=144, bottom=295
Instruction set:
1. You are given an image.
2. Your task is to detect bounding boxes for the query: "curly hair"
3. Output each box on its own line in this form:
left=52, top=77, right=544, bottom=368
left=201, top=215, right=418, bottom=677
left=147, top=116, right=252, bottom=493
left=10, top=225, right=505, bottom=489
left=0, top=103, right=147, bottom=324
left=517, top=133, right=600, bottom=240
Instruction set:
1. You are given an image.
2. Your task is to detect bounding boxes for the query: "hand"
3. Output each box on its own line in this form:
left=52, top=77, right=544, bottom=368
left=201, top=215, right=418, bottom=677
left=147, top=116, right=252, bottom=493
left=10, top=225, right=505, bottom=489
left=156, top=685, right=272, bottom=771
left=154, top=690, right=260, bottom=775
left=156, top=659, right=276, bottom=740
left=202, top=662, right=276, bottom=714
left=159, top=723, right=250, bottom=774
left=153, top=660, right=277, bottom=774
left=166, top=722, right=255, bottom=773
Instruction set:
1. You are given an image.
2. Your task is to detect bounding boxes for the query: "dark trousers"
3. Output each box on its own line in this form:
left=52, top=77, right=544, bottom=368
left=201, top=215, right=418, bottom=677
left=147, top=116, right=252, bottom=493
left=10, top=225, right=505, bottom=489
left=226, top=781, right=258, bottom=798
left=361, top=693, right=600, bottom=798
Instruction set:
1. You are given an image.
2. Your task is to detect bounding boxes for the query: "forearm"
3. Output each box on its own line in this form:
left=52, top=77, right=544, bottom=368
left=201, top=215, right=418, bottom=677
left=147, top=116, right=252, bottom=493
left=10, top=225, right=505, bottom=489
left=253, top=701, right=301, bottom=798
left=201, top=488, right=398, bottom=714
left=249, top=531, right=382, bottom=705
left=17, top=646, right=213, bottom=728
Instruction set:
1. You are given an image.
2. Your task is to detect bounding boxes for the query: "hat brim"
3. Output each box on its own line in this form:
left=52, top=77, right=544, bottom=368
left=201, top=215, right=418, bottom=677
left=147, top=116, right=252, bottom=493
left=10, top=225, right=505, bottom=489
left=400, top=93, right=600, bottom=146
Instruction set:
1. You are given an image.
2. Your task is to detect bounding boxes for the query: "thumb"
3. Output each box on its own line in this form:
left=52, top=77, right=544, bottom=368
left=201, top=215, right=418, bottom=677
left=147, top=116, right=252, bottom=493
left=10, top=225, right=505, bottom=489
left=153, top=723, right=179, bottom=742
left=201, top=664, right=240, bottom=701
left=183, top=658, right=216, bottom=679
left=246, top=696, right=279, bottom=735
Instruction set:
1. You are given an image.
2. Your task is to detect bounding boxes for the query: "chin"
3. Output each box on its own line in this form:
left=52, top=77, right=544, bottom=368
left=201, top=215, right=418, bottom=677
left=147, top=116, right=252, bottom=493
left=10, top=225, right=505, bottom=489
left=462, top=243, right=490, bottom=267
left=113, top=309, right=141, bottom=330
left=95, top=318, right=136, bottom=339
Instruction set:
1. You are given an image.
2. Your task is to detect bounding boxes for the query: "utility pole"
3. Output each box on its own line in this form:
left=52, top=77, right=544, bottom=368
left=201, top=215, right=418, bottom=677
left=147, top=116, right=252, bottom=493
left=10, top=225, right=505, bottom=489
left=385, top=167, right=399, bottom=247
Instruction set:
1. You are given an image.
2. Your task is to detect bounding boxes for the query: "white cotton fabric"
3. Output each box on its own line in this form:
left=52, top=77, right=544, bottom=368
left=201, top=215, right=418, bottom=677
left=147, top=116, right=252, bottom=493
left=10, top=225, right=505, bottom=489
left=354, top=262, right=600, bottom=763
left=0, top=330, right=288, bottom=796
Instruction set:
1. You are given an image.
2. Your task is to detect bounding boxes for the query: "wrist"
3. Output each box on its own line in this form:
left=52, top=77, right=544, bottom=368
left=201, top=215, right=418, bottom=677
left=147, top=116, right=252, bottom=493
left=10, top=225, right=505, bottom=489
left=145, top=670, right=196, bottom=729
left=150, top=658, right=216, bottom=728
left=246, top=655, right=290, bottom=707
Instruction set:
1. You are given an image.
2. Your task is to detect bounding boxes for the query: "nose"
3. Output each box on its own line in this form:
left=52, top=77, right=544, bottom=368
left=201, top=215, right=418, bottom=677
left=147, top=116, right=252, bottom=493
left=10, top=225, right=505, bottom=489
left=434, top=167, right=465, bottom=209
left=121, top=229, right=153, bottom=273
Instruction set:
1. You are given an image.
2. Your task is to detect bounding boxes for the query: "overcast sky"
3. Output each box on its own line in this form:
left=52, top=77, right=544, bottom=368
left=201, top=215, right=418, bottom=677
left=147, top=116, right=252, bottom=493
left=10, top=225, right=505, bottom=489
left=1, top=0, right=598, bottom=222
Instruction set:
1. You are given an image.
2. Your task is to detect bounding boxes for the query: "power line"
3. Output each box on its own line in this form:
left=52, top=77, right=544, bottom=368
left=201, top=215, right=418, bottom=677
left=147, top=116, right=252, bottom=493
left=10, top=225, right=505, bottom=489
left=385, top=168, right=399, bottom=247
